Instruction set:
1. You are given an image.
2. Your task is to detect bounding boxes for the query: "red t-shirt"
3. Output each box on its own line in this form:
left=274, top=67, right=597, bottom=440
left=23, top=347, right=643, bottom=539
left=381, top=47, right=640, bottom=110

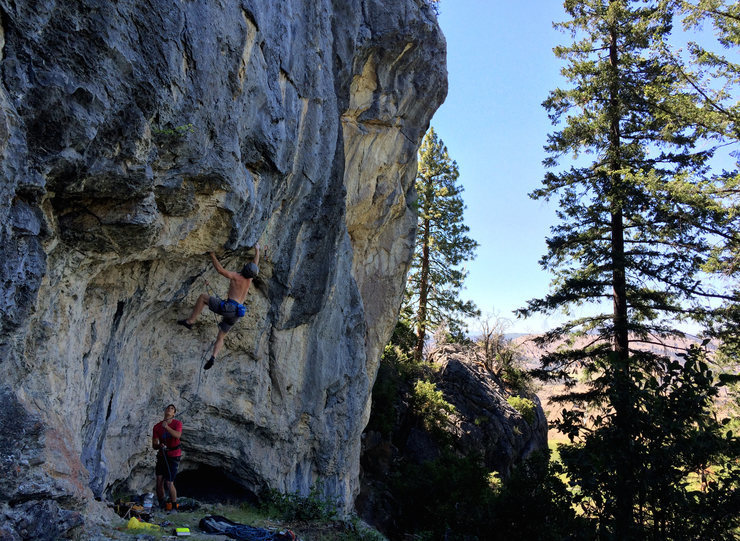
left=152, top=419, right=183, bottom=458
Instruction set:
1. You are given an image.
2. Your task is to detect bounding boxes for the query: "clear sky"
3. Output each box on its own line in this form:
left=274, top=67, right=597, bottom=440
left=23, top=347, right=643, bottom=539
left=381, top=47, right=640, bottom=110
left=430, top=2, right=569, bottom=334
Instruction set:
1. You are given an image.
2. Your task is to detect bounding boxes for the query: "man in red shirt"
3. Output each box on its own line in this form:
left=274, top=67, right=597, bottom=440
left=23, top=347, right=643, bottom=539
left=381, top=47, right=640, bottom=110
left=152, top=404, right=183, bottom=510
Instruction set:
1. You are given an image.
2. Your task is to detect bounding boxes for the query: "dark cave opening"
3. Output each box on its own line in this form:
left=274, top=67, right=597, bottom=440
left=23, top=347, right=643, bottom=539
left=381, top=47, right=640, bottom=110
left=175, top=464, right=258, bottom=504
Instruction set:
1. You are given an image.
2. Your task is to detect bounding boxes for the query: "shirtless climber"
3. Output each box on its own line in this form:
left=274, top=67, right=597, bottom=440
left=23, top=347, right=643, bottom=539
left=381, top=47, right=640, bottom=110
left=178, top=244, right=260, bottom=370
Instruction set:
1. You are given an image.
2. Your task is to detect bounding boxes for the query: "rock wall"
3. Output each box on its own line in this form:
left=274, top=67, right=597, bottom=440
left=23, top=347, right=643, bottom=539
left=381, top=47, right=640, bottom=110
left=0, top=0, right=446, bottom=535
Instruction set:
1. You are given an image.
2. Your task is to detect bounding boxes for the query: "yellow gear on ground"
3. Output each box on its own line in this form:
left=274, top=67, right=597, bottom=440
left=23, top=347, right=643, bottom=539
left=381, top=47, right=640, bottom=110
left=126, top=516, right=161, bottom=531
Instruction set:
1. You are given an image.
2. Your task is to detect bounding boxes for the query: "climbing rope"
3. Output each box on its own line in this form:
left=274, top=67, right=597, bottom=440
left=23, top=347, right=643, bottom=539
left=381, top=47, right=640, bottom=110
left=203, top=278, right=217, bottom=299
left=175, top=341, right=210, bottom=420
left=176, top=276, right=221, bottom=419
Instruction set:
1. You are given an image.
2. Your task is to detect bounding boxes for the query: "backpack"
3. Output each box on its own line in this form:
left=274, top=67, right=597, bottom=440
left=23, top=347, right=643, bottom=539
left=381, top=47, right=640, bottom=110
left=199, top=515, right=296, bottom=541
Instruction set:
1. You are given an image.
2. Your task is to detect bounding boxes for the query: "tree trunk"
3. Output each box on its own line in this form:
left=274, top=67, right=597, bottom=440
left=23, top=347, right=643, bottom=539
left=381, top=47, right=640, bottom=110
left=608, top=13, right=634, bottom=539
left=415, top=216, right=430, bottom=361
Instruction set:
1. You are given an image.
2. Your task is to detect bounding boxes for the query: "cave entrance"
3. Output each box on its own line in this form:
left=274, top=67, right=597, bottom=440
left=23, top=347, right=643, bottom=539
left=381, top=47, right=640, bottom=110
left=175, top=464, right=258, bottom=504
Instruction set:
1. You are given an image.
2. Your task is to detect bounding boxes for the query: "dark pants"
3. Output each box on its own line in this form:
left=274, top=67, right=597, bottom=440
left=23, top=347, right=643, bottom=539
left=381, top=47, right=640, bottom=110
left=155, top=453, right=180, bottom=483
left=207, top=296, right=241, bottom=332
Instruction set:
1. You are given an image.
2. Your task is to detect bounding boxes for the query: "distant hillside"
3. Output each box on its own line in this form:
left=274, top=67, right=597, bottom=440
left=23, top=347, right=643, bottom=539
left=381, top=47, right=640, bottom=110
left=509, top=333, right=724, bottom=444
left=512, top=332, right=709, bottom=369
left=504, top=332, right=530, bottom=340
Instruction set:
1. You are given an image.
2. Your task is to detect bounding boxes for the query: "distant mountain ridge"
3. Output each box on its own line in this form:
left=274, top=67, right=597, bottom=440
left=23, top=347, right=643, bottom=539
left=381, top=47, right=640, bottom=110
left=507, top=332, right=720, bottom=444
left=511, top=332, right=709, bottom=368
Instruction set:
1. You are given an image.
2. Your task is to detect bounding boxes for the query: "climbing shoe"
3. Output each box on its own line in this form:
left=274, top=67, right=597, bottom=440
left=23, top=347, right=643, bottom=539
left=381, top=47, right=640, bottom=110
left=177, top=319, right=193, bottom=330
left=204, top=357, right=215, bottom=370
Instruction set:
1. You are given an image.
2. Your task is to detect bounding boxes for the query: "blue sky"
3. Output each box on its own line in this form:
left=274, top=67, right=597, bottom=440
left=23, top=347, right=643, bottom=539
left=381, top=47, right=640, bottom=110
left=429, top=3, right=735, bottom=336
left=430, top=2, right=569, bottom=333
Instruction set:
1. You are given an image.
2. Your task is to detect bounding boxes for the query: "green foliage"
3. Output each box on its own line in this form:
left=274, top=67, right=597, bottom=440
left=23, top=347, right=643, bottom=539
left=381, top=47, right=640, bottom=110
left=519, top=1, right=740, bottom=537
left=502, top=364, right=531, bottom=392
left=500, top=355, right=533, bottom=394
left=392, top=451, right=493, bottom=538
left=369, top=320, right=461, bottom=441
left=152, top=123, right=195, bottom=138
left=411, top=380, right=456, bottom=435
left=506, top=395, right=536, bottom=425
left=262, top=484, right=339, bottom=522
left=403, top=127, right=479, bottom=360
left=386, top=319, right=426, bottom=381
left=490, top=451, right=594, bottom=540
left=367, top=322, right=590, bottom=539
left=556, top=346, right=740, bottom=539
left=365, top=346, right=401, bottom=437
left=366, top=321, right=428, bottom=437
left=677, top=0, right=740, bottom=358
left=338, top=517, right=388, bottom=541
left=392, top=450, right=588, bottom=540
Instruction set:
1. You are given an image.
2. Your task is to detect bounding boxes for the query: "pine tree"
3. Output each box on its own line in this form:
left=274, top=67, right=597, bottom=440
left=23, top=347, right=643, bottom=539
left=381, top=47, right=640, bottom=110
left=676, top=0, right=740, bottom=356
left=403, top=128, right=479, bottom=361
left=519, top=1, right=738, bottom=537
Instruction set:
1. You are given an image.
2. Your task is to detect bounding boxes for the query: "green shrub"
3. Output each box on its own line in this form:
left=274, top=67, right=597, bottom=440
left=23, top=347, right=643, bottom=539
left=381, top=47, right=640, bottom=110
left=368, top=320, right=438, bottom=439
left=392, top=451, right=493, bottom=537
left=392, top=450, right=586, bottom=540
left=501, top=362, right=533, bottom=393
left=366, top=322, right=430, bottom=437
left=262, top=484, right=339, bottom=522
left=365, top=345, right=401, bottom=437
left=152, top=123, right=194, bottom=138
left=492, top=451, right=592, bottom=540
left=507, top=395, right=536, bottom=425
left=412, top=380, right=456, bottom=433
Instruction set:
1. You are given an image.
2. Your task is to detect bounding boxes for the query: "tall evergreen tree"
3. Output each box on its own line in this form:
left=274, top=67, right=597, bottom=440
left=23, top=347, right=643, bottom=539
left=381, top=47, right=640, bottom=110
left=403, top=128, right=479, bottom=361
left=675, top=0, right=740, bottom=356
left=519, top=1, right=738, bottom=537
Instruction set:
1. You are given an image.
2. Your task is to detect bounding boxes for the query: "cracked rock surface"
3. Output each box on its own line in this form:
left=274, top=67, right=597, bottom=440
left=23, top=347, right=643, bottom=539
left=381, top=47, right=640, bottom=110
left=0, top=0, right=446, bottom=536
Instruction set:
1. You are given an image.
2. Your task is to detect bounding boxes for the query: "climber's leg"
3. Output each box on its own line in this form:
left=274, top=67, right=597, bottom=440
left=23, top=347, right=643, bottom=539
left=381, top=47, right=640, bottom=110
left=179, top=293, right=210, bottom=327
left=212, top=329, right=227, bottom=358
left=155, top=474, right=165, bottom=505
left=203, top=329, right=227, bottom=370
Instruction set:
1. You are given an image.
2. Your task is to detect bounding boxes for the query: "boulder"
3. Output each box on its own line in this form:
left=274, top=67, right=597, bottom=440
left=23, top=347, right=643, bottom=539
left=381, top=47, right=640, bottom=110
left=428, top=344, right=548, bottom=475
left=358, top=342, right=548, bottom=534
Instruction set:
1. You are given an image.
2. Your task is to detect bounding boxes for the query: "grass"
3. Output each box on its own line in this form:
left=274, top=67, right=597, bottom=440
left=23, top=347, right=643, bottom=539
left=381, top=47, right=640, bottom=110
left=105, top=499, right=386, bottom=541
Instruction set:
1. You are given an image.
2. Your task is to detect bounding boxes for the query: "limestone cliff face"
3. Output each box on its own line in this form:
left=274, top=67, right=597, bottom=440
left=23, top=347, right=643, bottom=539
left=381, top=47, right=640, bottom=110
left=0, top=0, right=446, bottom=535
